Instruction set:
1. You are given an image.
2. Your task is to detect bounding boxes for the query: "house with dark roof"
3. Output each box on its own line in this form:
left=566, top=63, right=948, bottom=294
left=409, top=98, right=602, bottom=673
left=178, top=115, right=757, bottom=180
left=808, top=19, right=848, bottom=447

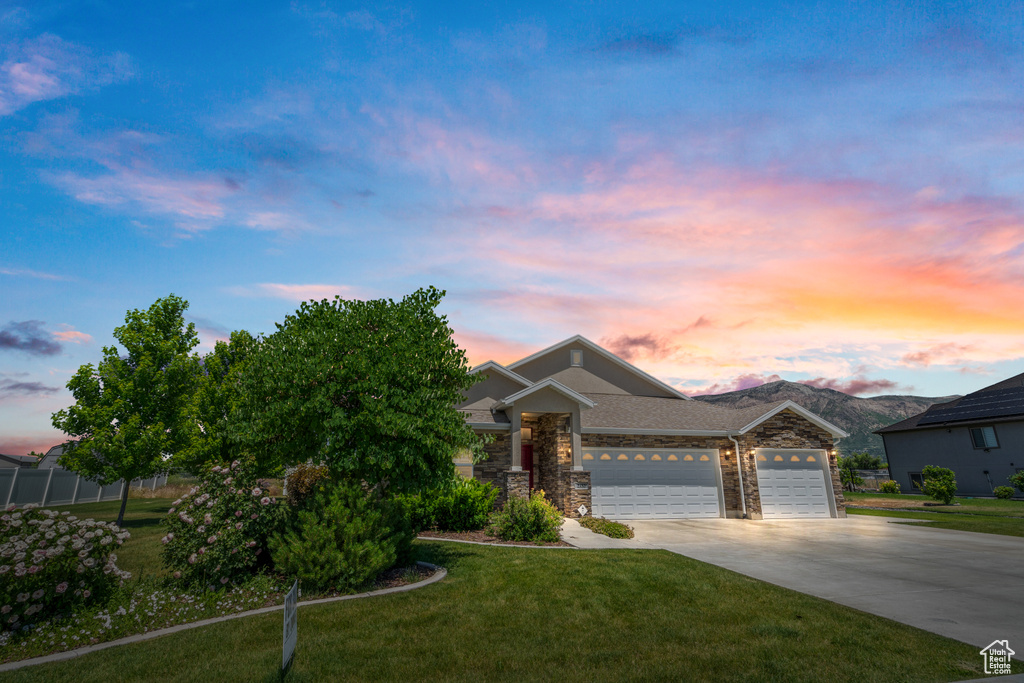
left=876, top=372, right=1024, bottom=497
left=458, top=335, right=848, bottom=520
left=0, top=453, right=39, bottom=468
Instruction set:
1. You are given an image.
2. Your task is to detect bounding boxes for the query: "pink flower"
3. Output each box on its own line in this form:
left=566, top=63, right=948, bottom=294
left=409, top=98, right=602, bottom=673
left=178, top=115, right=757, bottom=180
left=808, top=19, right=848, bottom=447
left=231, top=460, right=240, bottom=469
left=56, top=582, right=68, bottom=594
left=251, top=488, right=261, bottom=496
left=0, top=605, right=9, bottom=614
left=208, top=536, right=217, bottom=544
left=250, top=513, right=258, bottom=520
left=220, top=577, right=229, bottom=584
left=28, top=565, right=41, bottom=574
left=198, top=547, right=205, bottom=555
left=260, top=497, right=270, bottom=506
left=188, top=554, right=197, bottom=564
left=173, top=571, right=181, bottom=579
left=235, top=511, right=242, bottom=517
left=235, top=522, right=242, bottom=530
left=168, top=507, right=175, bottom=514
left=31, top=589, right=44, bottom=600
left=83, top=590, right=91, bottom=598
left=204, top=514, right=212, bottom=524
left=161, top=536, right=170, bottom=545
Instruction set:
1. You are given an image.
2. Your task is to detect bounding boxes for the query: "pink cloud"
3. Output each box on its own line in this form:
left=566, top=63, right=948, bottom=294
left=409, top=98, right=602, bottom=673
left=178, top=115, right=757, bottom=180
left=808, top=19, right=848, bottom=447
left=53, top=325, right=91, bottom=344
left=228, top=283, right=366, bottom=302
left=452, top=329, right=535, bottom=367
left=798, top=377, right=901, bottom=396
left=53, top=165, right=232, bottom=221
left=691, top=373, right=784, bottom=396
left=0, top=34, right=132, bottom=116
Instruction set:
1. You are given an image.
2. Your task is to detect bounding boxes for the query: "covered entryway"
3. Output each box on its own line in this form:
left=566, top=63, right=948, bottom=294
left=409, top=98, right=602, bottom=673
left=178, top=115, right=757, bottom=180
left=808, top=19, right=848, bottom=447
left=583, top=448, right=724, bottom=519
left=755, top=449, right=833, bottom=519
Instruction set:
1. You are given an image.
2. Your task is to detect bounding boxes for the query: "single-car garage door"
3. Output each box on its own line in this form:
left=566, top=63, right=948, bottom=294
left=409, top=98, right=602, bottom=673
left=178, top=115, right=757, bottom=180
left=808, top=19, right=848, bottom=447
left=755, top=449, right=833, bottom=519
left=583, top=448, right=724, bottom=519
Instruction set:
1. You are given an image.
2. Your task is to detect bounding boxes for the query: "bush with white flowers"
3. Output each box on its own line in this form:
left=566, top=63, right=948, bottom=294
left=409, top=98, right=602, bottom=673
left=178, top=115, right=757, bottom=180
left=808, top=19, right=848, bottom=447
left=161, top=457, right=283, bottom=587
left=0, top=504, right=130, bottom=631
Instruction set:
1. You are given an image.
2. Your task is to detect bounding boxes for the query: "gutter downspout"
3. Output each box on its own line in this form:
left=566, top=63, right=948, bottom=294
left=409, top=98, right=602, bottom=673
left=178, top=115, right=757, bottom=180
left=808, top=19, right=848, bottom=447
left=727, top=434, right=746, bottom=519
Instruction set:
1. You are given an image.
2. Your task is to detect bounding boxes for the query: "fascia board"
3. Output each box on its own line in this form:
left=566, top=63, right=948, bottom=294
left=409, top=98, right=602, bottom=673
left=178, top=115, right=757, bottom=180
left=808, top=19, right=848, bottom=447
left=470, top=361, right=533, bottom=387
left=737, top=400, right=849, bottom=438
left=494, top=378, right=597, bottom=411
left=466, top=423, right=511, bottom=431
left=582, top=427, right=731, bottom=436
left=507, top=334, right=692, bottom=401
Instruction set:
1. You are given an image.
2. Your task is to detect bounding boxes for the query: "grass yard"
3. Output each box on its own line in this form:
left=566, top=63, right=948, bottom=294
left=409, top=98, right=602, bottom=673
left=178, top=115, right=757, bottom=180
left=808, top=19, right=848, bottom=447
left=4, top=533, right=1014, bottom=681
left=844, top=492, right=1024, bottom=537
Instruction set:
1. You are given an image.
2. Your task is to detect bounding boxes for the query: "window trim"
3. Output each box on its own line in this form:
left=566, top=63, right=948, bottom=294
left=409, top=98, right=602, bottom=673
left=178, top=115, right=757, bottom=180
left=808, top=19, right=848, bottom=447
left=570, top=349, right=583, bottom=367
left=970, top=425, right=999, bottom=450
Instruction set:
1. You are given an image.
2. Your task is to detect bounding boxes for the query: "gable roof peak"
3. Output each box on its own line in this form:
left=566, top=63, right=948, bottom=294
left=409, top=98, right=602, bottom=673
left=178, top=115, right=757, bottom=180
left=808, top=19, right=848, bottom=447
left=507, top=334, right=691, bottom=401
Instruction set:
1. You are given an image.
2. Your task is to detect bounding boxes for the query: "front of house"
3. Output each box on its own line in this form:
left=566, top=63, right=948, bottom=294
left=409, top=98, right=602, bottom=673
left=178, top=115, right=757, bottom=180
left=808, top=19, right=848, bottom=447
left=458, top=336, right=847, bottom=521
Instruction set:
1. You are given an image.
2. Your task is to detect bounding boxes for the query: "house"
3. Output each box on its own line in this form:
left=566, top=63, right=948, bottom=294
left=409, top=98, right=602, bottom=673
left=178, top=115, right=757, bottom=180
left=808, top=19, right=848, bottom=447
left=457, top=335, right=847, bottom=520
left=36, top=444, right=70, bottom=470
left=876, top=372, right=1024, bottom=497
left=0, top=453, right=38, bottom=468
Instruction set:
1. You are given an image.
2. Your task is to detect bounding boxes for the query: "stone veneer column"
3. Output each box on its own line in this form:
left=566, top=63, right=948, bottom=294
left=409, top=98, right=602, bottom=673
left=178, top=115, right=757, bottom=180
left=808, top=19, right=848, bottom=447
left=504, top=470, right=530, bottom=501
left=566, top=470, right=592, bottom=518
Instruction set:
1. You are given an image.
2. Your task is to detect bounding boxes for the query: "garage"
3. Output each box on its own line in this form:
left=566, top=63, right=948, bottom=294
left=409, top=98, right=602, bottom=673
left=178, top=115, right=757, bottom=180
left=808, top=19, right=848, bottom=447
left=582, top=448, right=724, bottom=519
left=755, top=449, right=833, bottom=519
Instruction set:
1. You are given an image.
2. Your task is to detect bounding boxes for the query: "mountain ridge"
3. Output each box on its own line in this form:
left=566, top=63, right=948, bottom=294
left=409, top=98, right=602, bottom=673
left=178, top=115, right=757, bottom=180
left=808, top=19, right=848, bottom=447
left=692, top=380, right=960, bottom=458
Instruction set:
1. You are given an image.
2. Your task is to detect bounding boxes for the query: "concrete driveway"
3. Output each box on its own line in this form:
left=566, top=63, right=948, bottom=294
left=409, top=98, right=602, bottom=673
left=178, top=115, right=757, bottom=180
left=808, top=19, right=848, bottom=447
left=562, top=515, right=1024, bottom=654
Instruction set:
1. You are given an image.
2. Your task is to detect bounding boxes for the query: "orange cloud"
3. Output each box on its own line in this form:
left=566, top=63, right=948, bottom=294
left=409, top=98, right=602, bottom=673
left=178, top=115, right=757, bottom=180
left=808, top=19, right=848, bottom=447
left=53, top=325, right=91, bottom=344
left=227, top=283, right=367, bottom=302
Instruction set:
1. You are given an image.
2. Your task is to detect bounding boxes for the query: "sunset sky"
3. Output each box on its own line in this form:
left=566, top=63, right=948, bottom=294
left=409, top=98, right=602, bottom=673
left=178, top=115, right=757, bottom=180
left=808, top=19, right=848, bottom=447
left=3, top=1, right=1024, bottom=454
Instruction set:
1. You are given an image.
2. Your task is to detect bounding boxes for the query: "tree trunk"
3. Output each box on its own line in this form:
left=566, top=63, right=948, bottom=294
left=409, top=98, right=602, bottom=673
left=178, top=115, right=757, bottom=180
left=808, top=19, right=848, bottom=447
left=116, top=481, right=130, bottom=527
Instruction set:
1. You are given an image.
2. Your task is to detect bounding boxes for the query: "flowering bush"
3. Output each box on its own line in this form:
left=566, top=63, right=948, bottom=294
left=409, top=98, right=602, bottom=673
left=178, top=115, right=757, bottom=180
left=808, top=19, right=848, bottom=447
left=0, top=503, right=130, bottom=631
left=161, top=458, right=284, bottom=586
left=489, top=490, right=563, bottom=543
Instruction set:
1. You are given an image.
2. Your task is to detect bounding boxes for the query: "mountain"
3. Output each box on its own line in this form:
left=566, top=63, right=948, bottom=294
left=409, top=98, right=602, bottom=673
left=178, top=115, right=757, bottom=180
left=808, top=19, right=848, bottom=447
left=692, top=380, right=960, bottom=460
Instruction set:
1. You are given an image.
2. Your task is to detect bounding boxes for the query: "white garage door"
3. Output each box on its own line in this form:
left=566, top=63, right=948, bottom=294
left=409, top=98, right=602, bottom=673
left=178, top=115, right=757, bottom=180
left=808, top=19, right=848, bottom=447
left=755, top=449, right=832, bottom=519
left=583, top=448, right=723, bottom=519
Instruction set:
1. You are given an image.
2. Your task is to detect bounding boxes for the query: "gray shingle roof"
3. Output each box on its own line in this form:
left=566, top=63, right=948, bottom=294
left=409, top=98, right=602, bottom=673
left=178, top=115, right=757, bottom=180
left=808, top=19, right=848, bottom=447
left=460, top=409, right=511, bottom=426
left=580, top=393, right=788, bottom=432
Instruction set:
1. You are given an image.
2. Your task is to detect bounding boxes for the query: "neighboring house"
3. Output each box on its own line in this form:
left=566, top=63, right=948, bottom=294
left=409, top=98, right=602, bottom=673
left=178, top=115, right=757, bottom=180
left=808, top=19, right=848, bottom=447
left=458, top=335, right=848, bottom=521
left=0, top=453, right=38, bottom=468
left=36, top=444, right=70, bottom=470
left=876, top=373, right=1024, bottom=497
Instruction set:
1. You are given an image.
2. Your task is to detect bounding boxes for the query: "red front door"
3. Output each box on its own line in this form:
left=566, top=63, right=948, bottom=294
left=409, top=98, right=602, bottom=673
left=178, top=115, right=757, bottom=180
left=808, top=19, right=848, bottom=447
left=521, top=445, right=534, bottom=489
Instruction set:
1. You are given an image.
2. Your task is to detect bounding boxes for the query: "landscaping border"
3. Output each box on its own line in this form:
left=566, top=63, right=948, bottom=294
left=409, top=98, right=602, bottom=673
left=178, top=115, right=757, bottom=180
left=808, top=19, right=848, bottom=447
left=417, top=536, right=577, bottom=548
left=0, top=561, right=446, bottom=673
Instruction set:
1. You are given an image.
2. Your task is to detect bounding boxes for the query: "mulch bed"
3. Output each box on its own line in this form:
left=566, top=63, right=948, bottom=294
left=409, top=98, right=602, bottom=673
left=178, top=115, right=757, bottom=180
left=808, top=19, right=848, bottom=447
left=417, top=529, right=572, bottom=547
left=373, top=564, right=437, bottom=590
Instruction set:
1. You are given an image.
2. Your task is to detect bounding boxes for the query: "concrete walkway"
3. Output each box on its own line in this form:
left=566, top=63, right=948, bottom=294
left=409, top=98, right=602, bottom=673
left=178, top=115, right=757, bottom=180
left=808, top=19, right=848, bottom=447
left=562, top=515, right=1024, bottom=656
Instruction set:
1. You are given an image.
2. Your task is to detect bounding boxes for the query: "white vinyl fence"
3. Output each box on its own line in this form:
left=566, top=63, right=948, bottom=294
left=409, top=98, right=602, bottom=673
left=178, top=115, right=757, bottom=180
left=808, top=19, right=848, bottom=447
left=0, top=468, right=168, bottom=509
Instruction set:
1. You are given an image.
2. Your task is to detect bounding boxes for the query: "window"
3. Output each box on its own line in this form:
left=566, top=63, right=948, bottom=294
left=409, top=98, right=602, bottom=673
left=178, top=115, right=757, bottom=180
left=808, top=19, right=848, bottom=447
left=909, top=472, right=924, bottom=490
left=570, top=349, right=583, bottom=366
left=453, top=449, right=473, bottom=479
left=970, top=426, right=999, bottom=449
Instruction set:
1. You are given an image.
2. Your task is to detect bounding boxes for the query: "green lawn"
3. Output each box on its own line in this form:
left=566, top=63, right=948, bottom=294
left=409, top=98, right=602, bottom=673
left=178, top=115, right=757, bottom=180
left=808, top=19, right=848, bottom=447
left=48, top=498, right=175, bottom=580
left=4, top=500, right=1017, bottom=682
left=844, top=491, right=1024, bottom=537
left=845, top=491, right=1024, bottom=517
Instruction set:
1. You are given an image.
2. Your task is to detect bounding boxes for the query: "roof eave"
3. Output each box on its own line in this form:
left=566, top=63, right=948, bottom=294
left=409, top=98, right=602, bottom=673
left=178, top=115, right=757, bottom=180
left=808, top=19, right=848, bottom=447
left=493, top=378, right=597, bottom=411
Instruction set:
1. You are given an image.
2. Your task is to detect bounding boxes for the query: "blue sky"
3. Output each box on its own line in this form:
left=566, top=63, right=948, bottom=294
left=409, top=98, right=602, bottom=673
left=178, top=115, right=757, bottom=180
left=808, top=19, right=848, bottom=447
left=3, top=1, right=1024, bottom=453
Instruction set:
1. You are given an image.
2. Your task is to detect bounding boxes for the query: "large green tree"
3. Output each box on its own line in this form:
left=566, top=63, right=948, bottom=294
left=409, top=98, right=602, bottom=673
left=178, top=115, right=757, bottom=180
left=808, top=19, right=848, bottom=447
left=52, top=295, right=200, bottom=526
left=177, top=329, right=255, bottom=474
left=231, top=287, right=481, bottom=493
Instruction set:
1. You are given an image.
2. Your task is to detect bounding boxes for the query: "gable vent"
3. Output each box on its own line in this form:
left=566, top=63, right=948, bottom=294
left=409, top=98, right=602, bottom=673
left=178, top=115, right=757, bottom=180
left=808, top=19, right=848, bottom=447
left=570, top=349, right=583, bottom=366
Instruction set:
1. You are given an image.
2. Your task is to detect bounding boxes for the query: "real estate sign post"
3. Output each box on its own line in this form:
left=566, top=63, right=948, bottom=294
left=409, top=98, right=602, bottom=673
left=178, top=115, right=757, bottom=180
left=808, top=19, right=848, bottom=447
left=283, top=580, right=298, bottom=671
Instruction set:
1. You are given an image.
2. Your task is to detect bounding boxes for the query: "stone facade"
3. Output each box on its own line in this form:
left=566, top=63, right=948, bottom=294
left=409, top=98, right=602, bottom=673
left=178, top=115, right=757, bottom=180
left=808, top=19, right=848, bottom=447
left=473, top=408, right=842, bottom=518
left=503, top=470, right=530, bottom=503
left=567, top=470, right=592, bottom=518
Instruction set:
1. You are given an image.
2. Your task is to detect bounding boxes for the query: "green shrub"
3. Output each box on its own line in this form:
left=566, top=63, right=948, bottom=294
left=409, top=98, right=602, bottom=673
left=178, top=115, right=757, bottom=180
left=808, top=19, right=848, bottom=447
left=1009, top=471, right=1024, bottom=494
left=161, top=458, right=284, bottom=587
left=1, top=504, right=130, bottom=630
left=402, top=477, right=498, bottom=532
left=921, top=465, right=957, bottom=505
left=578, top=516, right=634, bottom=539
left=285, top=463, right=331, bottom=508
left=489, top=490, right=563, bottom=543
left=270, top=481, right=414, bottom=592
left=879, top=480, right=901, bottom=494
left=994, top=486, right=1015, bottom=500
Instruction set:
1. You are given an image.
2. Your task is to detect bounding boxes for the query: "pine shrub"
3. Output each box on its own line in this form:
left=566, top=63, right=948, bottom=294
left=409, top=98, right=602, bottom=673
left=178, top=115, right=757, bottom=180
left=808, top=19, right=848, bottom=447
left=403, top=477, right=498, bottom=532
left=270, top=482, right=414, bottom=592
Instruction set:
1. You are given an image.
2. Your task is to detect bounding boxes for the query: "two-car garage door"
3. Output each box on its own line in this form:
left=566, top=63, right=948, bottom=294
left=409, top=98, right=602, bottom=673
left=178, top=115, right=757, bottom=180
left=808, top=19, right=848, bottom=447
left=583, top=448, right=724, bottom=519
